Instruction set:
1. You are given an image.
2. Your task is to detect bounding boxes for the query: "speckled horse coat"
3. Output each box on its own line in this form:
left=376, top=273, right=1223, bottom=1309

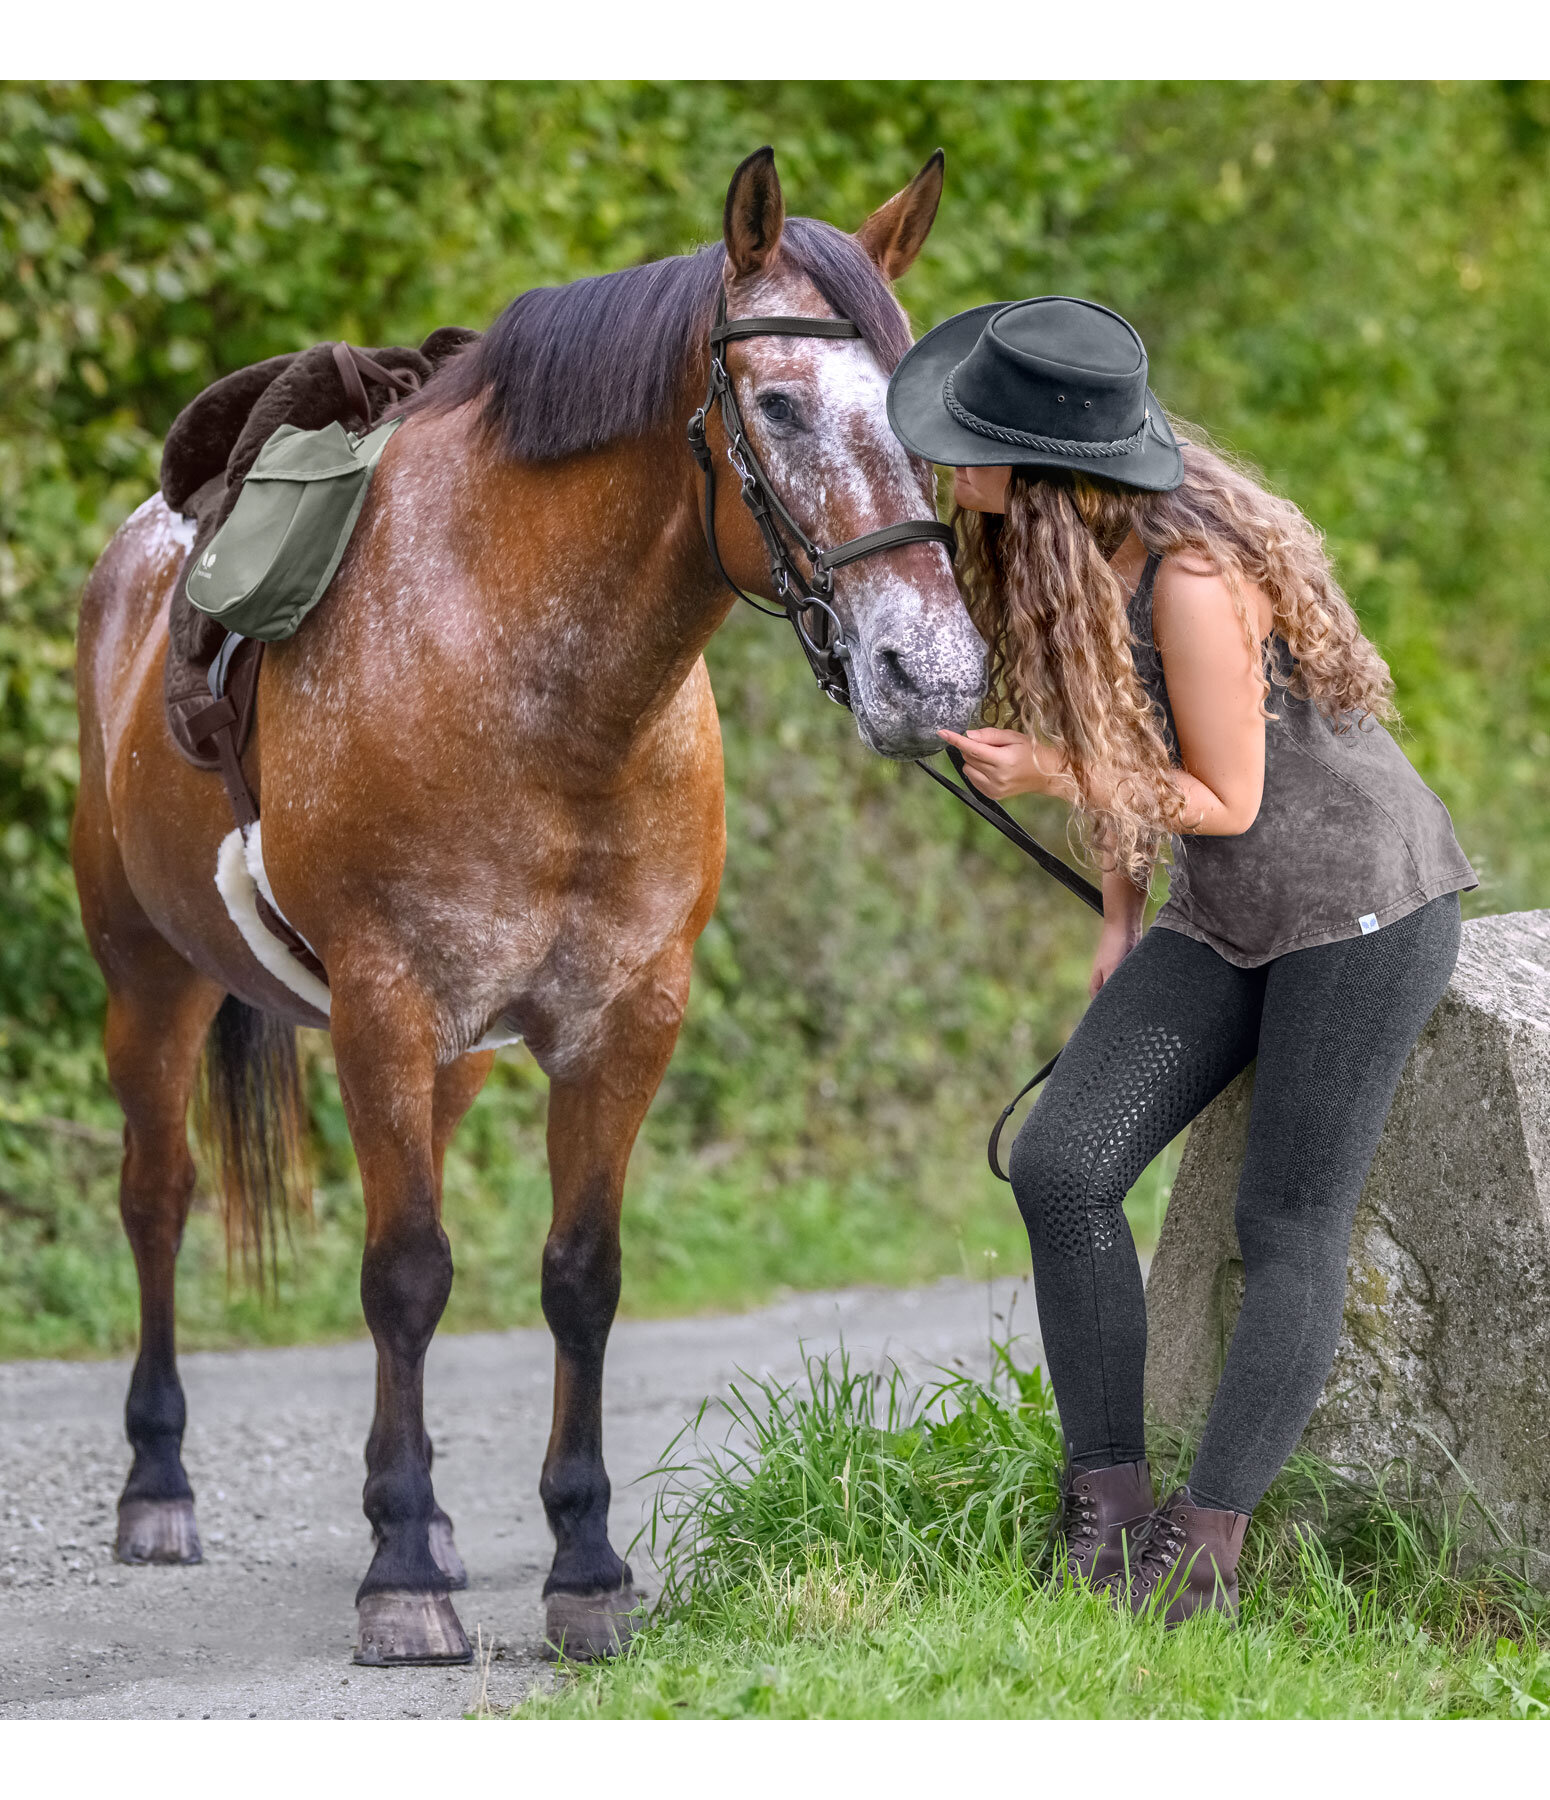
left=69, top=148, right=986, bottom=1664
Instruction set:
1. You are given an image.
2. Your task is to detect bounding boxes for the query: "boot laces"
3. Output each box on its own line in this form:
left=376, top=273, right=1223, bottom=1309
left=1129, top=1492, right=1190, bottom=1593
left=1059, top=1470, right=1101, bottom=1548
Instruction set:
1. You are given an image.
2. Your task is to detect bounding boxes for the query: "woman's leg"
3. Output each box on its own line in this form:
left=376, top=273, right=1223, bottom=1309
left=1009, top=925, right=1264, bottom=1469
left=1187, top=892, right=1462, bottom=1513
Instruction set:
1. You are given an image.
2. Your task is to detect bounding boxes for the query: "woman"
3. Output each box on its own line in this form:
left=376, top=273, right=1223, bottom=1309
left=887, top=297, right=1476, bottom=1625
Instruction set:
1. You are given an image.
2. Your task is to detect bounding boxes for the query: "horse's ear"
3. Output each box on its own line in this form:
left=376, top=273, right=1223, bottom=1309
left=723, top=146, right=786, bottom=280
left=857, top=149, right=945, bottom=282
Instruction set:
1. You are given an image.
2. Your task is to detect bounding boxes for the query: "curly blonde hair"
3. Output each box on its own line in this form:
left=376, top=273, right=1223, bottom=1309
left=956, top=426, right=1396, bottom=883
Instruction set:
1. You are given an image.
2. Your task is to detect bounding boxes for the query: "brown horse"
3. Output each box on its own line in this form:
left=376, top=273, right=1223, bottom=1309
left=69, top=148, right=986, bottom=1663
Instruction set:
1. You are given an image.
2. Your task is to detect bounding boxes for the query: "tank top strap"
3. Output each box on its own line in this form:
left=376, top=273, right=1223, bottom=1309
left=1128, top=550, right=1163, bottom=645
left=1125, top=551, right=1178, bottom=763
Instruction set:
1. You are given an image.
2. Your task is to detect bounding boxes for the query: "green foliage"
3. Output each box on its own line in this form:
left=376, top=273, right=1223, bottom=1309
left=2, top=82, right=1547, bottom=1352
left=520, top=1344, right=1548, bottom=1719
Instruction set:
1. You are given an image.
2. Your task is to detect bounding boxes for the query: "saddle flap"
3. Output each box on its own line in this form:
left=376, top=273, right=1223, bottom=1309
left=165, top=634, right=264, bottom=771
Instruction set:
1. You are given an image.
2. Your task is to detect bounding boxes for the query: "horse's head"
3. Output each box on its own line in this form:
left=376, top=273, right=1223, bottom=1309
left=714, top=149, right=988, bottom=760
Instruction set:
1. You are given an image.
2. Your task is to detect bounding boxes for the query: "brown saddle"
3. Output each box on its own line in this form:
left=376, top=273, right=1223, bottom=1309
left=161, top=327, right=480, bottom=773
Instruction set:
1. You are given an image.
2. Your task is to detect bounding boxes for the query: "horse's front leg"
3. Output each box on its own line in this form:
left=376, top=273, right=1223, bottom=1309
left=332, top=990, right=471, bottom=1665
left=539, top=961, right=689, bottom=1659
left=423, top=1048, right=494, bottom=1590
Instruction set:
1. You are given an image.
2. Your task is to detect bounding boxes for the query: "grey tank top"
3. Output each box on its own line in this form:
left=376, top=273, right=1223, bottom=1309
left=1128, top=553, right=1476, bottom=967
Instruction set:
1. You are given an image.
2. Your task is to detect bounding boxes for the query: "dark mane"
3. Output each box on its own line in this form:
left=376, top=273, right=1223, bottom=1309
left=406, top=217, right=913, bottom=461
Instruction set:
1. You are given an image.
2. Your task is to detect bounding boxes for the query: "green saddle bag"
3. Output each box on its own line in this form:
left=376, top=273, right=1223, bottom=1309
left=183, top=415, right=402, bottom=641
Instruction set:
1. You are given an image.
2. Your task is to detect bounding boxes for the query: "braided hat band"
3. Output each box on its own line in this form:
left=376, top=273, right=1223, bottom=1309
left=943, top=366, right=1150, bottom=459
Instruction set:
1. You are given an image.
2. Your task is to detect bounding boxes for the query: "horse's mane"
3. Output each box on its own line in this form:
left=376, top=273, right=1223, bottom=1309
left=406, top=217, right=913, bottom=462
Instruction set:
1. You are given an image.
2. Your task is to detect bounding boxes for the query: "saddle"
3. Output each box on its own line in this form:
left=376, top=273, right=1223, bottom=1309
left=161, top=327, right=480, bottom=774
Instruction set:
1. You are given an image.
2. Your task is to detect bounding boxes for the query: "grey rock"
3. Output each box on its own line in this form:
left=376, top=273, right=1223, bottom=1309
left=1145, top=908, right=1550, bottom=1577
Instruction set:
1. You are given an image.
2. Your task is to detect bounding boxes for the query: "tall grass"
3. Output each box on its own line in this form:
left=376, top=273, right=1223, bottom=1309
left=643, top=1347, right=1066, bottom=1612
left=522, top=1343, right=1550, bottom=1719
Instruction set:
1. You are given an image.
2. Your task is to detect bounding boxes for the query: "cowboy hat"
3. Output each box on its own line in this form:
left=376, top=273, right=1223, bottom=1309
left=887, top=296, right=1183, bottom=492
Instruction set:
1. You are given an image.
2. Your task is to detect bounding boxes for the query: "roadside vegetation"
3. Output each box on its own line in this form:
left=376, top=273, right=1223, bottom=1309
left=520, top=1347, right=1550, bottom=1720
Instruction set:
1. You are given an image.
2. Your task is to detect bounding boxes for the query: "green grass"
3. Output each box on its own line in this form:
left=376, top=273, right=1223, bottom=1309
left=0, top=1036, right=1180, bottom=1361
left=518, top=1346, right=1550, bottom=1720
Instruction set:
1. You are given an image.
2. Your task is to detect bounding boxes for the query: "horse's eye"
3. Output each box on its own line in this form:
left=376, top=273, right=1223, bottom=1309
left=757, top=393, right=801, bottom=430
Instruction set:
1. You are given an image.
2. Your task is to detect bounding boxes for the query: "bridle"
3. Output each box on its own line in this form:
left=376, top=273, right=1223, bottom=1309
left=686, top=286, right=1104, bottom=1179
left=684, top=285, right=1100, bottom=913
left=687, top=290, right=958, bottom=707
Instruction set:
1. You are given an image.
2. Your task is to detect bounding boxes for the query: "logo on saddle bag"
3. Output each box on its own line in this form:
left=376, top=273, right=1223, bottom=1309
left=184, top=416, right=401, bottom=642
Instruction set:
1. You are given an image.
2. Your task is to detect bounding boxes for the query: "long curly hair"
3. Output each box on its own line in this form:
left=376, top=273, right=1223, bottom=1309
left=955, top=426, right=1396, bottom=883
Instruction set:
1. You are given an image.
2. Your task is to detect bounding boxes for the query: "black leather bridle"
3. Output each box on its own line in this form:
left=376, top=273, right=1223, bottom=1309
left=687, top=290, right=958, bottom=706
left=687, top=287, right=1104, bottom=1180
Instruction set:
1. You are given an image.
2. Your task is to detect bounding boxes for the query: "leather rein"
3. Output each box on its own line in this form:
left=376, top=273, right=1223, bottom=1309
left=686, top=289, right=1104, bottom=1180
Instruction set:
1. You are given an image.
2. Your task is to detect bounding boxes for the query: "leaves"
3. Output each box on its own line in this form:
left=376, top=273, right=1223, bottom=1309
left=4, top=78, right=1547, bottom=1231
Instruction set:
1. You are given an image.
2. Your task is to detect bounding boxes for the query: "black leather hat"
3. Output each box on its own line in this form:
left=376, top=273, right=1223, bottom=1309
left=887, top=296, right=1183, bottom=492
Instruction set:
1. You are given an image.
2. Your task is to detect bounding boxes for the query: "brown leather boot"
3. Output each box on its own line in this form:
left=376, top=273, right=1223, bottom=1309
left=1122, top=1487, right=1250, bottom=1627
left=1052, top=1460, right=1155, bottom=1587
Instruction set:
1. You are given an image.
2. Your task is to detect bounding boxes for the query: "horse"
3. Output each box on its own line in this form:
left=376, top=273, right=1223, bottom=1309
left=69, top=146, right=988, bottom=1664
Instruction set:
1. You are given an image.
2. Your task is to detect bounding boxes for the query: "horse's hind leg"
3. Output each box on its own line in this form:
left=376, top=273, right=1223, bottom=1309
left=103, top=947, right=224, bottom=1562
left=332, top=994, right=472, bottom=1665
left=538, top=967, right=689, bottom=1659
left=74, top=789, right=223, bottom=1561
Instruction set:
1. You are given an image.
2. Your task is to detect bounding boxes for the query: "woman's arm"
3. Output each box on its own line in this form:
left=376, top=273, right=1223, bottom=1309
left=937, top=560, right=1269, bottom=837
left=1150, top=557, right=1268, bottom=836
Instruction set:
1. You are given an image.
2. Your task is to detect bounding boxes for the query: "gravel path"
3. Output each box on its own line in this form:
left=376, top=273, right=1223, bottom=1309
left=0, top=1275, right=1041, bottom=1719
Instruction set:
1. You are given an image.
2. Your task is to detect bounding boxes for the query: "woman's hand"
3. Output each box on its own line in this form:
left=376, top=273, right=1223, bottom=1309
left=1091, top=867, right=1148, bottom=997
left=936, top=727, right=1051, bottom=800
left=1090, top=916, right=1142, bottom=997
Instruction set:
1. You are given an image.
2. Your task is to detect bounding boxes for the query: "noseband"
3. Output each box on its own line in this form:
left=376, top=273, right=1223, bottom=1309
left=687, top=291, right=958, bottom=706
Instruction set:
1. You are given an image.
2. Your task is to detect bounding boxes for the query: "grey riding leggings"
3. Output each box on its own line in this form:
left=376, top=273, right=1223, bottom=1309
left=1008, top=892, right=1461, bottom=1516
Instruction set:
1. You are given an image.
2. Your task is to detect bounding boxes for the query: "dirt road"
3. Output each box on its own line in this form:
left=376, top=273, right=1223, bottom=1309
left=0, top=1276, right=1039, bottom=1718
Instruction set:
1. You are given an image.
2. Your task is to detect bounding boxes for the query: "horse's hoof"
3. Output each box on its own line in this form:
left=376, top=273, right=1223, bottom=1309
left=354, top=1590, right=472, bottom=1665
left=116, top=1498, right=202, bottom=1565
left=428, top=1513, right=468, bottom=1590
left=543, top=1583, right=641, bottom=1661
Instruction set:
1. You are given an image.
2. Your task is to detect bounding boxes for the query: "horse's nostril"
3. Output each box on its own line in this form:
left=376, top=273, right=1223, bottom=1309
left=877, top=647, right=921, bottom=699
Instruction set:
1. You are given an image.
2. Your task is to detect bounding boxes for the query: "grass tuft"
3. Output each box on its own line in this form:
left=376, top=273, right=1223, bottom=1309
left=521, top=1342, right=1550, bottom=1719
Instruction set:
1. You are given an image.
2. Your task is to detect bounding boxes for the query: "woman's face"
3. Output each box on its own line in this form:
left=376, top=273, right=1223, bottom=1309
left=953, top=464, right=1013, bottom=514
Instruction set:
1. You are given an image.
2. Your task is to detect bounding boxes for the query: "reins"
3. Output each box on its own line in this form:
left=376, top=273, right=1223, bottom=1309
left=687, top=289, right=1105, bottom=1179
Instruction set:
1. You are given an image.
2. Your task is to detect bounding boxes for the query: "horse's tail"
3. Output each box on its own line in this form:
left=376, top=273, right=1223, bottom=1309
left=194, top=996, right=311, bottom=1283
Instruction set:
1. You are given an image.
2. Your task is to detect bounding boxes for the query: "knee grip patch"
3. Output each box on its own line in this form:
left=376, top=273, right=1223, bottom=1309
left=1018, top=1024, right=1200, bottom=1259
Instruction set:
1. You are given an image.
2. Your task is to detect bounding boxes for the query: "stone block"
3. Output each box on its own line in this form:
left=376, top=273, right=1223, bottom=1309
left=1144, top=908, right=1550, bottom=1574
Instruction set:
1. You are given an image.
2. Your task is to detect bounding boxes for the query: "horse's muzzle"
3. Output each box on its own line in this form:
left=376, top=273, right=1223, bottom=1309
left=848, top=628, right=988, bottom=760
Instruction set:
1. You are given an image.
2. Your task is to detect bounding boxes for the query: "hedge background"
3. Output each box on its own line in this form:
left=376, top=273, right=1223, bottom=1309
left=2, top=81, right=1546, bottom=1354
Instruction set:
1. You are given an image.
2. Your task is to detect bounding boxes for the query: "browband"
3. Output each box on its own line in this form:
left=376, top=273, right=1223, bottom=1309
left=709, top=316, right=863, bottom=346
